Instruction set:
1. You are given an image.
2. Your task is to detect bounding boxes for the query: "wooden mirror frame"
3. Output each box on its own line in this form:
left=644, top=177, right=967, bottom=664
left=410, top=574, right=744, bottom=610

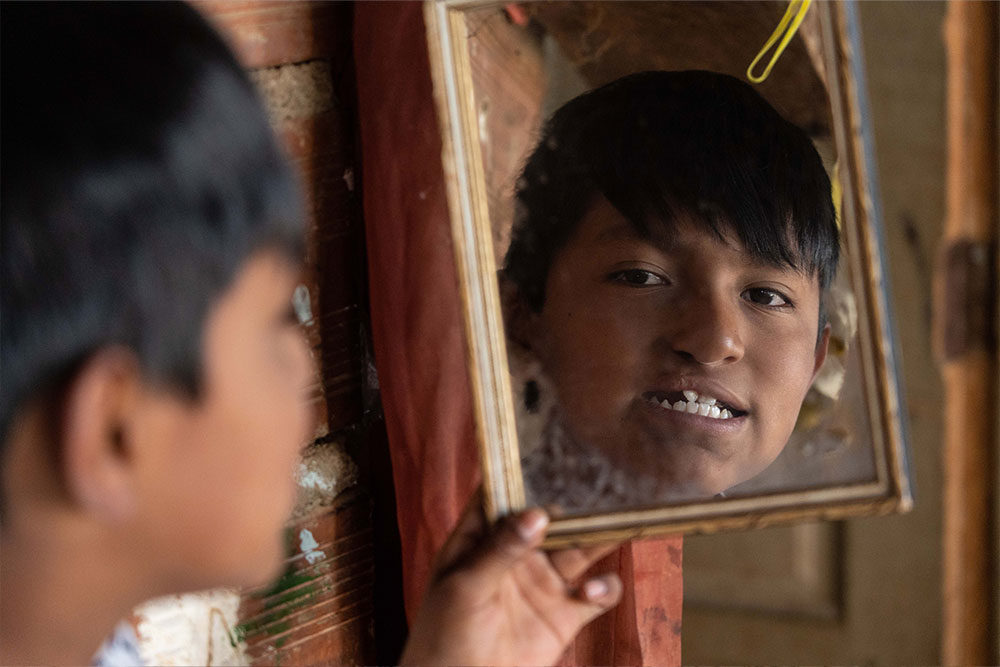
left=424, top=0, right=912, bottom=546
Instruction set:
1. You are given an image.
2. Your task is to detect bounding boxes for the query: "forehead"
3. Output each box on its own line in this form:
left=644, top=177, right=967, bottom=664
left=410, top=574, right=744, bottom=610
left=574, top=197, right=810, bottom=275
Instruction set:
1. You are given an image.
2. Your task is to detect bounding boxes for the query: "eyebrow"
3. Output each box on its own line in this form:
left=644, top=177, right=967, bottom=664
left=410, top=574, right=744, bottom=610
left=592, top=219, right=809, bottom=276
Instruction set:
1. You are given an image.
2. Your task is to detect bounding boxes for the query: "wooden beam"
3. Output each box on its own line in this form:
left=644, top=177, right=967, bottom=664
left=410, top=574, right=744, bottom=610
left=938, top=2, right=999, bottom=664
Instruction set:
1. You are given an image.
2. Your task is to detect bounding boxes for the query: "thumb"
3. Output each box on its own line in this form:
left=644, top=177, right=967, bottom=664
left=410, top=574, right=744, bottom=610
left=575, top=572, right=623, bottom=620
left=555, top=573, right=623, bottom=639
left=456, top=508, right=549, bottom=584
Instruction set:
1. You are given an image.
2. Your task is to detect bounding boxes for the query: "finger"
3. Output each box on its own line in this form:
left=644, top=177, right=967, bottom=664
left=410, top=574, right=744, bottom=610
left=569, top=573, right=623, bottom=625
left=431, top=488, right=488, bottom=578
left=578, top=573, right=622, bottom=604
left=542, top=502, right=566, bottom=519
left=549, top=541, right=621, bottom=584
left=454, top=508, right=549, bottom=584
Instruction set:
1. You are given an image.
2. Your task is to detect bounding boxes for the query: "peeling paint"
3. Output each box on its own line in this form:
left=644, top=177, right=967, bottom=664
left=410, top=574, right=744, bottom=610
left=298, top=528, right=325, bottom=565
left=298, top=469, right=333, bottom=493
left=292, top=284, right=313, bottom=325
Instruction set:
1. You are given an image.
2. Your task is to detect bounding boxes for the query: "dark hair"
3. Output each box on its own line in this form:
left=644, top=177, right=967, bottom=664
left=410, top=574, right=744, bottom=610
left=1, top=3, right=304, bottom=446
left=503, top=70, right=839, bottom=314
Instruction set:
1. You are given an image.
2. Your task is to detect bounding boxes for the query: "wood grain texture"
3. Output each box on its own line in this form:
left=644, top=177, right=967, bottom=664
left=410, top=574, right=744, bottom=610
left=938, top=2, right=999, bottom=664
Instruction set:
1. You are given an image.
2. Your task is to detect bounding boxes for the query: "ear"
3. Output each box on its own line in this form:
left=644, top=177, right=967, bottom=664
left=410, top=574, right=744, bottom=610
left=498, top=274, right=541, bottom=352
left=811, top=324, right=832, bottom=382
left=60, top=348, right=143, bottom=521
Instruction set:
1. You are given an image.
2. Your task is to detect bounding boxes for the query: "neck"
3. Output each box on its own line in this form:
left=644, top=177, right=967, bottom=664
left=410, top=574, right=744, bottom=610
left=1, top=512, right=151, bottom=665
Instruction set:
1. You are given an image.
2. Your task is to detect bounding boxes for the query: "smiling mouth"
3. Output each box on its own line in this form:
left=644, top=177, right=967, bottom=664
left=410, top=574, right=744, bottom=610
left=643, top=390, right=748, bottom=421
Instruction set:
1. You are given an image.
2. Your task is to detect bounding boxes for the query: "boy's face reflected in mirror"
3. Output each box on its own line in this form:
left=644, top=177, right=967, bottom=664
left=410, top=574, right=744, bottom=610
left=524, top=197, right=830, bottom=501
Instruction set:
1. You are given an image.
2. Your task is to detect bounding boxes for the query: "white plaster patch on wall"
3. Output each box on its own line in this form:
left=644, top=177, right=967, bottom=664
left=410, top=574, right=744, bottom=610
left=291, top=439, right=359, bottom=520
left=299, top=468, right=334, bottom=493
left=298, top=528, right=326, bottom=565
left=342, top=167, right=355, bottom=191
left=249, top=60, right=334, bottom=123
left=292, top=284, right=314, bottom=326
left=133, top=589, right=245, bottom=666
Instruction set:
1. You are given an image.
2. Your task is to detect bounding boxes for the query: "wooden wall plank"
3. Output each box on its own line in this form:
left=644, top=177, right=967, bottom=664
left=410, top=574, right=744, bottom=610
left=196, top=1, right=352, bottom=69
left=937, top=2, right=999, bottom=665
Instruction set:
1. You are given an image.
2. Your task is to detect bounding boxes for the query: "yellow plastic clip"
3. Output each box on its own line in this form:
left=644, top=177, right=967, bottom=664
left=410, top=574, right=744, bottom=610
left=746, top=0, right=813, bottom=84
left=831, top=160, right=843, bottom=230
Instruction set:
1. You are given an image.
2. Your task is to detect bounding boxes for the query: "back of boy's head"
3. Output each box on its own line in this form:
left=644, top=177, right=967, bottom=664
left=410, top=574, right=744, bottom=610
left=1, top=4, right=303, bottom=453
left=504, top=70, right=839, bottom=312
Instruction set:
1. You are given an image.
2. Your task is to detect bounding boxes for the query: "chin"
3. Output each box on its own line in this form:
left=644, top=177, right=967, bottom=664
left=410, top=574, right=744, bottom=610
left=663, top=466, right=739, bottom=501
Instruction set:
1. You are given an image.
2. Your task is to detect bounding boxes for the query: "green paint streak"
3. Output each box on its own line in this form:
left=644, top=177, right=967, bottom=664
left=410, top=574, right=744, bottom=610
left=258, top=564, right=318, bottom=599
left=235, top=537, right=335, bottom=645
left=236, top=563, right=325, bottom=640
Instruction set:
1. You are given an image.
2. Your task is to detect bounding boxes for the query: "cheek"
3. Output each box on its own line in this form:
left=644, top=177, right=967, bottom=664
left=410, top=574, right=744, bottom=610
left=259, top=331, right=315, bottom=444
left=538, top=301, right=653, bottom=434
left=189, top=407, right=300, bottom=585
left=136, top=411, right=292, bottom=589
left=187, top=346, right=310, bottom=579
left=752, top=337, right=820, bottom=437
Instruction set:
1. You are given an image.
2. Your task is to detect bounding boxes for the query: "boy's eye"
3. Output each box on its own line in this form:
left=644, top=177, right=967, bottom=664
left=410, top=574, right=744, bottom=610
left=610, top=269, right=667, bottom=287
left=742, top=287, right=792, bottom=308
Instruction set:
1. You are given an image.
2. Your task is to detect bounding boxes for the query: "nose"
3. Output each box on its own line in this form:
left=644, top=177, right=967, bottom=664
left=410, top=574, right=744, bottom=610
left=666, top=292, right=745, bottom=366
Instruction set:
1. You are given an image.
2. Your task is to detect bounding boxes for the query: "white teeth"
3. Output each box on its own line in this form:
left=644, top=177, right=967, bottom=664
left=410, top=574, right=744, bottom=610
left=683, top=389, right=698, bottom=402
left=652, top=396, right=738, bottom=420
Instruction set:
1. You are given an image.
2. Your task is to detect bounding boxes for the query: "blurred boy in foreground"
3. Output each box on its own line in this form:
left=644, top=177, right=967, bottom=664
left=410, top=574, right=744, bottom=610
left=0, top=3, right=621, bottom=664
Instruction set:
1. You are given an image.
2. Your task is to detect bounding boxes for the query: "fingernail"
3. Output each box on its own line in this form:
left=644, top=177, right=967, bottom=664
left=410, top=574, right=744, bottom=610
left=583, top=578, right=609, bottom=600
left=516, top=509, right=548, bottom=541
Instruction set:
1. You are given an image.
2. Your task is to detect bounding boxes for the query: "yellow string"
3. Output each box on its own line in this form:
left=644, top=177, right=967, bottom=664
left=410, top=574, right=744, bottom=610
left=831, top=160, right=843, bottom=230
left=746, top=0, right=813, bottom=84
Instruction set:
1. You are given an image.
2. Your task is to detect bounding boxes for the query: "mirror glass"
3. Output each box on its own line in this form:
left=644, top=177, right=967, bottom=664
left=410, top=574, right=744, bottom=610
left=463, top=1, right=879, bottom=517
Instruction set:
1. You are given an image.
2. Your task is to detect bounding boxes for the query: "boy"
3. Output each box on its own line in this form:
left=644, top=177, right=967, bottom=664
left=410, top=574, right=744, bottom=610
left=0, top=4, right=620, bottom=664
left=504, top=71, right=838, bottom=511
